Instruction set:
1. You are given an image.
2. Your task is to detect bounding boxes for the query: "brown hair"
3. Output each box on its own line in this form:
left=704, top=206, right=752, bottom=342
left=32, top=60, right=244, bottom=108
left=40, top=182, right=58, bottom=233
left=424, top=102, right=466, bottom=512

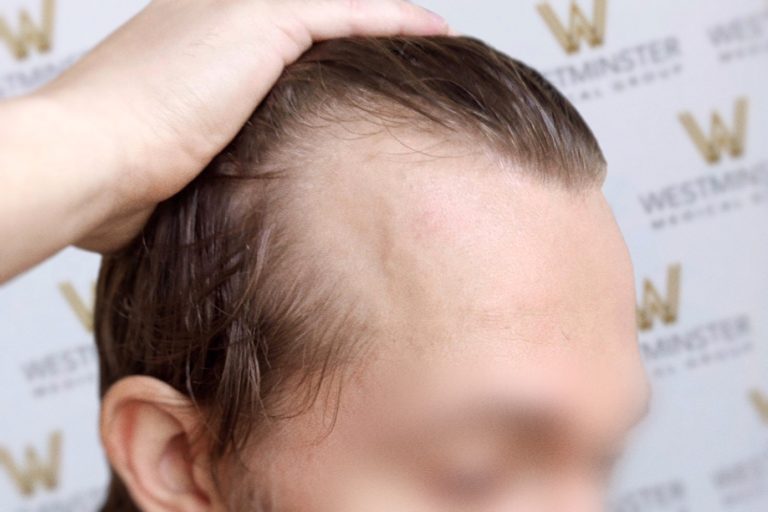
left=94, top=35, right=606, bottom=511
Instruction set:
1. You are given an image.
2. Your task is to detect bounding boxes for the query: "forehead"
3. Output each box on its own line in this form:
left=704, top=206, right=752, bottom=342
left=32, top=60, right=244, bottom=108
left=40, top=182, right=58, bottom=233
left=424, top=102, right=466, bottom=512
left=291, top=126, right=645, bottom=436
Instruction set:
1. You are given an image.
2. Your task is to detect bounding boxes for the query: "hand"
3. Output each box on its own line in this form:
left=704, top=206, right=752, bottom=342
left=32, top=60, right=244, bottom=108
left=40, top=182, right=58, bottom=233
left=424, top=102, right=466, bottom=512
left=38, top=0, right=450, bottom=253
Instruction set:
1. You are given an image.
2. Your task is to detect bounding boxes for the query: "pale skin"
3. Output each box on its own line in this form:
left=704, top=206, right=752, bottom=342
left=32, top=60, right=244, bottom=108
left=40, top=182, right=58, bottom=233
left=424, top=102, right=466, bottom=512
left=0, top=0, right=647, bottom=508
left=102, top=128, right=650, bottom=512
left=0, top=0, right=450, bottom=283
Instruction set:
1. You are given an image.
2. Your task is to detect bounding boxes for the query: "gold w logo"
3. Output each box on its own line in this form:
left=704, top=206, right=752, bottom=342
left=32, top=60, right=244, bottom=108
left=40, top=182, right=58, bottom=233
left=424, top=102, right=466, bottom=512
left=537, top=0, right=607, bottom=54
left=637, top=264, right=681, bottom=331
left=0, top=431, right=62, bottom=496
left=58, top=281, right=94, bottom=333
left=750, top=389, right=768, bottom=425
left=0, top=0, right=55, bottom=60
left=679, top=97, right=749, bottom=164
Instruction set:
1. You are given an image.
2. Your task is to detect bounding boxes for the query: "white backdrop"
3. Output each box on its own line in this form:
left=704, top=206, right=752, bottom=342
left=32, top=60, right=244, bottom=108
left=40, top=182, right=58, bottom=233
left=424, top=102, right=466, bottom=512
left=1, top=1, right=766, bottom=511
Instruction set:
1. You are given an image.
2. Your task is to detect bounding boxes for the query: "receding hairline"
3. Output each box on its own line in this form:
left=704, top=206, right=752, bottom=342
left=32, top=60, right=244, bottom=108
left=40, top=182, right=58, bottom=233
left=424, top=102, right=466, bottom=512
left=264, top=114, right=606, bottom=349
left=94, top=34, right=611, bottom=511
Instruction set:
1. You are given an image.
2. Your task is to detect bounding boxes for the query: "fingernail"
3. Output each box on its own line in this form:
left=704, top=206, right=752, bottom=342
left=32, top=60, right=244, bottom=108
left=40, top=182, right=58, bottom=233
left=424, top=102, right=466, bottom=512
left=423, top=8, right=447, bottom=26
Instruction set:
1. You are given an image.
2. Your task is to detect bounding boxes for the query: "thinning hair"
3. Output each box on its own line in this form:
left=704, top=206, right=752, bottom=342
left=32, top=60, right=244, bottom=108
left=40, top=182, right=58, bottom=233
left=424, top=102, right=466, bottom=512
left=94, top=35, right=606, bottom=511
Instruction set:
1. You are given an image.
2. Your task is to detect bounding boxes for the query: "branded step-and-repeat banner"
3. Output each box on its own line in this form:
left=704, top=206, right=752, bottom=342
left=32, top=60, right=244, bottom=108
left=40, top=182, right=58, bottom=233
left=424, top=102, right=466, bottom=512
left=0, top=1, right=766, bottom=511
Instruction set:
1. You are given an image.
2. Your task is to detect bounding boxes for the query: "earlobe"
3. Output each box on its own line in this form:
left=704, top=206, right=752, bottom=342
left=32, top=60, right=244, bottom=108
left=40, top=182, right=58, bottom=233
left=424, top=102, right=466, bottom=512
left=100, top=376, right=220, bottom=512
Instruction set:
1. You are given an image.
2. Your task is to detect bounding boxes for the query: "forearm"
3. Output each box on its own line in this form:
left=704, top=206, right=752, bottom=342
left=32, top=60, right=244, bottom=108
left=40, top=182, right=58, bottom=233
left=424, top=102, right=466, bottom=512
left=0, top=0, right=449, bottom=285
left=0, top=93, right=117, bottom=283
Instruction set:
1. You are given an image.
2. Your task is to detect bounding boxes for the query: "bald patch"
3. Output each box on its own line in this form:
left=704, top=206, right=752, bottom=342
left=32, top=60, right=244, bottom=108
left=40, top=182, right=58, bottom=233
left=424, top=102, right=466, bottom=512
left=280, top=125, right=618, bottom=357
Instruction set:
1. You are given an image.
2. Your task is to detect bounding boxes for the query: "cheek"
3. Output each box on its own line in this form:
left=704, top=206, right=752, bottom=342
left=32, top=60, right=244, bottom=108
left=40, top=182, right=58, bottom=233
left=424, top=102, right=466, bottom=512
left=248, top=441, right=441, bottom=512
left=329, top=472, right=439, bottom=512
left=234, top=392, right=426, bottom=511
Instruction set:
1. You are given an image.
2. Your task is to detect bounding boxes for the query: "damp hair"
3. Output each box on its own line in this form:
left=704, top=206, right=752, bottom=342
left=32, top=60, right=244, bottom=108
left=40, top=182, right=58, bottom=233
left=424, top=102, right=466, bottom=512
left=93, top=35, right=606, bottom=511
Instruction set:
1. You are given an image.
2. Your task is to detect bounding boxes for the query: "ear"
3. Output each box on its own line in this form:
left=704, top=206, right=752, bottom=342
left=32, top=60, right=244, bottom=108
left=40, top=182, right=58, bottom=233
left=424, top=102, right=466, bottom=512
left=100, top=376, right=225, bottom=512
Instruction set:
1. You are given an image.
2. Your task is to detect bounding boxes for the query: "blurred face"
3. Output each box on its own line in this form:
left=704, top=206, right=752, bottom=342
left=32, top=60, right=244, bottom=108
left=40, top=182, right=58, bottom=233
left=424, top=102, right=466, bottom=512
left=233, top=131, right=649, bottom=512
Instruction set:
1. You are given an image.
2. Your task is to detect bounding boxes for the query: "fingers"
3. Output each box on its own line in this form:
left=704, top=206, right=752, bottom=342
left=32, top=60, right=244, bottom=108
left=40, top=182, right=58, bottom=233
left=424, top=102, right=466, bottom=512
left=280, top=0, right=451, bottom=41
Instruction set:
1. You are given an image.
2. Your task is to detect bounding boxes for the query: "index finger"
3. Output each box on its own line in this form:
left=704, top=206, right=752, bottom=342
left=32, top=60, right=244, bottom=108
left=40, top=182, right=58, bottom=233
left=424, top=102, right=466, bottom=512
left=279, top=0, right=451, bottom=41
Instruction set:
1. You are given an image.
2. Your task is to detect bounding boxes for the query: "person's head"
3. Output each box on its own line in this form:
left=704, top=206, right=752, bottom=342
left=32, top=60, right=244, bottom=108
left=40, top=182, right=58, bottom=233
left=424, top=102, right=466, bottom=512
left=95, top=35, right=649, bottom=512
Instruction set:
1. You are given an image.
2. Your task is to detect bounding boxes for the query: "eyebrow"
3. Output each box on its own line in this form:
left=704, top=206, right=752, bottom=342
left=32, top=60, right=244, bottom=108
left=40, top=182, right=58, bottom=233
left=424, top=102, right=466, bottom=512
left=406, top=394, right=651, bottom=458
left=387, top=402, right=573, bottom=472
left=415, top=401, right=571, bottom=444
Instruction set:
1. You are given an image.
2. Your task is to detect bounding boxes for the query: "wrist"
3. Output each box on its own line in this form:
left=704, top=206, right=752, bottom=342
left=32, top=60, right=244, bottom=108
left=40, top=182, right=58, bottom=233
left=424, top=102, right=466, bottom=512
left=36, top=73, right=209, bottom=213
left=0, top=91, right=124, bottom=243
